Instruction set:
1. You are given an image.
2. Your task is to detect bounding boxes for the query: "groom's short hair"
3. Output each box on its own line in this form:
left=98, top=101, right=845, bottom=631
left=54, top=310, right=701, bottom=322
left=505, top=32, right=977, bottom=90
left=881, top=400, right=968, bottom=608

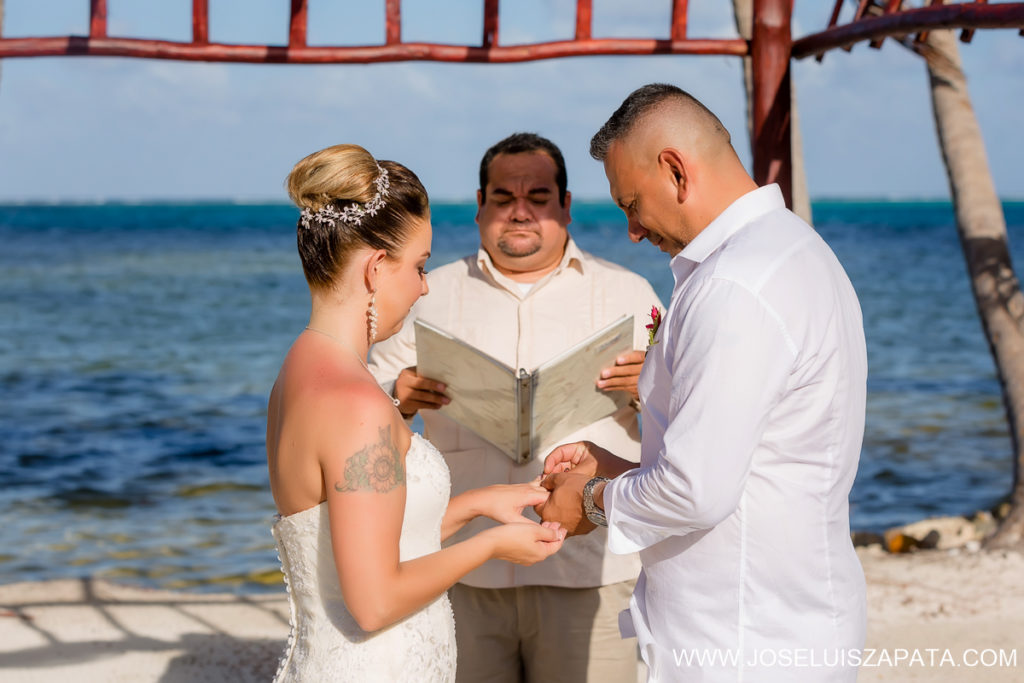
left=589, top=83, right=729, bottom=161
left=479, top=132, right=568, bottom=206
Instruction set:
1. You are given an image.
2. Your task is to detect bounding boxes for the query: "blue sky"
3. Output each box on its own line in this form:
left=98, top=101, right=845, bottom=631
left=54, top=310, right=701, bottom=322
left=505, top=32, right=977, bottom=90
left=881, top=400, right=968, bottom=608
left=0, top=0, right=1020, bottom=202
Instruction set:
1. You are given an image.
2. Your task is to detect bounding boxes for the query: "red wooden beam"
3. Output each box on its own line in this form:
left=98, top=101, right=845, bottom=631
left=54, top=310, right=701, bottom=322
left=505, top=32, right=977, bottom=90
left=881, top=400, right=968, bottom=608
left=751, top=0, right=793, bottom=209
left=671, top=0, right=688, bottom=41
left=386, top=0, right=401, bottom=46
left=869, top=0, right=903, bottom=49
left=853, top=0, right=872, bottom=22
left=90, top=0, right=107, bottom=39
left=289, top=0, right=308, bottom=49
left=848, top=0, right=876, bottom=51
left=816, top=0, right=846, bottom=61
left=915, top=0, right=948, bottom=45
left=960, top=0, right=988, bottom=44
left=483, top=0, right=499, bottom=48
left=0, top=37, right=749, bottom=63
left=826, top=0, right=844, bottom=29
left=193, top=0, right=209, bottom=45
left=793, top=2, right=1024, bottom=60
left=575, top=0, right=593, bottom=41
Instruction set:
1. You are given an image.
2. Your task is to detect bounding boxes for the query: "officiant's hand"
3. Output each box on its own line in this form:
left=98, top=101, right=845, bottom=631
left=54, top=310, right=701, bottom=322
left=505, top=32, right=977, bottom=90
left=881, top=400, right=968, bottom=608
left=393, top=366, right=450, bottom=418
left=533, top=472, right=596, bottom=537
left=596, top=350, right=646, bottom=401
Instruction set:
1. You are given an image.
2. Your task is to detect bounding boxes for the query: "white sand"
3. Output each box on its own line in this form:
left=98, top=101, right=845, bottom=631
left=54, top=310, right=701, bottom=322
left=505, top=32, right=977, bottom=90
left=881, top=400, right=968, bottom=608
left=2, top=547, right=1022, bottom=681
left=857, top=546, right=1024, bottom=682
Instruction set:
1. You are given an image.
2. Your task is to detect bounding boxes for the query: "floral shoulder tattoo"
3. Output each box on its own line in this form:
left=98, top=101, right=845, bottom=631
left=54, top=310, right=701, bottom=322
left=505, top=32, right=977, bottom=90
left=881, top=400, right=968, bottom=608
left=334, top=424, right=406, bottom=494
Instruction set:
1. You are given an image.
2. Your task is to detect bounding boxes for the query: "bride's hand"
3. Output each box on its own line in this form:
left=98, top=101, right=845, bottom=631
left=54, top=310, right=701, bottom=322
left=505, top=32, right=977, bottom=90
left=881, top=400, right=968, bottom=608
left=486, top=521, right=566, bottom=565
left=477, top=481, right=550, bottom=524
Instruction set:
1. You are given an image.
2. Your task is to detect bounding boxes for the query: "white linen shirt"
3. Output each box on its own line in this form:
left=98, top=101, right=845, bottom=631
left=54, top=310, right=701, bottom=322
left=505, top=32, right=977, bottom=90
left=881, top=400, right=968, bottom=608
left=370, top=237, right=664, bottom=589
left=606, top=185, right=867, bottom=682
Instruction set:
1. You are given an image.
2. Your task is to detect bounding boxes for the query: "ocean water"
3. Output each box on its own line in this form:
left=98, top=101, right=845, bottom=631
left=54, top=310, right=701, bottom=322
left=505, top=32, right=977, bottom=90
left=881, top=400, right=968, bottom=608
left=1, top=200, right=1023, bottom=593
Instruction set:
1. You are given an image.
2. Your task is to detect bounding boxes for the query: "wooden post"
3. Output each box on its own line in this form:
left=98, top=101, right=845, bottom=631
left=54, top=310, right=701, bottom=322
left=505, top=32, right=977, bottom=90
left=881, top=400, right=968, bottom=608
left=193, top=0, right=209, bottom=45
left=483, top=0, right=499, bottom=48
left=289, top=0, right=308, bottom=49
left=90, top=0, right=107, bottom=39
left=751, top=0, right=793, bottom=209
left=575, top=0, right=592, bottom=41
left=671, top=0, right=688, bottom=41
left=386, top=0, right=401, bottom=45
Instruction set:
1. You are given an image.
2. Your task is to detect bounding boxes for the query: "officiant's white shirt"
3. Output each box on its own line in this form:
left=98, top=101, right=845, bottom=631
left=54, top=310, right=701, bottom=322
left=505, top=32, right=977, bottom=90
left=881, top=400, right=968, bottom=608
left=371, top=237, right=663, bottom=589
left=605, top=185, right=867, bottom=682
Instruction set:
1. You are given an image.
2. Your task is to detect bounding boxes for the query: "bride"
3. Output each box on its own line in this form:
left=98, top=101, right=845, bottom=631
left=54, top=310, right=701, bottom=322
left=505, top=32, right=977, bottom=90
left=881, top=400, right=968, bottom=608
left=266, top=144, right=566, bottom=682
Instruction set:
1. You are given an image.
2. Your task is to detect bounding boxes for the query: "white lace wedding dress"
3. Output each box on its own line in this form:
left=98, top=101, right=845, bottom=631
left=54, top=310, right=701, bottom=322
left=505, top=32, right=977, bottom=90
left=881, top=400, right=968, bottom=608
left=271, top=433, right=457, bottom=682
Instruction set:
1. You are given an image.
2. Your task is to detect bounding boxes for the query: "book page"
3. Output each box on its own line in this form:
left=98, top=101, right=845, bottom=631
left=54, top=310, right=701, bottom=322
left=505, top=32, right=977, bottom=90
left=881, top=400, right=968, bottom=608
left=530, top=315, right=634, bottom=454
left=414, top=320, right=521, bottom=459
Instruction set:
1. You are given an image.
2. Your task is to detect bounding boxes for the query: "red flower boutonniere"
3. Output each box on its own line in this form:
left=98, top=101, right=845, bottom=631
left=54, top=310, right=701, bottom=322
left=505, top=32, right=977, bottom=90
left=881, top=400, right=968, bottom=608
left=646, top=306, right=662, bottom=347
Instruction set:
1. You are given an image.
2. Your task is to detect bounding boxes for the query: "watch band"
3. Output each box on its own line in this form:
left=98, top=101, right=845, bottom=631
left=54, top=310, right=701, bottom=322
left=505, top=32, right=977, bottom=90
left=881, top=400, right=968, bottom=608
left=583, top=476, right=610, bottom=527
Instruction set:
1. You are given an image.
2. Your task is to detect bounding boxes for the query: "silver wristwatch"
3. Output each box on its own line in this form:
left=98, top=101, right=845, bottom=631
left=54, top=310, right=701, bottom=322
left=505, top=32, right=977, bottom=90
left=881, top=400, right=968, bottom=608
left=583, top=476, right=610, bottom=527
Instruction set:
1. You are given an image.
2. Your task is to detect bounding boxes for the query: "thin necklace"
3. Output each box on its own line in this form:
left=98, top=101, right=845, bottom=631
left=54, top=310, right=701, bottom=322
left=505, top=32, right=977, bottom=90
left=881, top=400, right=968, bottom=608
left=304, top=326, right=401, bottom=408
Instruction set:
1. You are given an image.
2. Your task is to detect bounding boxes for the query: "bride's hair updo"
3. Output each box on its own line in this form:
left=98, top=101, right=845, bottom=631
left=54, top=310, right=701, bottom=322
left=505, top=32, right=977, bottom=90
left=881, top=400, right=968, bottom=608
left=286, top=144, right=429, bottom=290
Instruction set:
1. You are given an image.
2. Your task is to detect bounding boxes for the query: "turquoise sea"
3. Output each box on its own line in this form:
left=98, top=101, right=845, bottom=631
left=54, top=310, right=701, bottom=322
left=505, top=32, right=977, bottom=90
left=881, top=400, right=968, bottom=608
left=2, top=200, right=1023, bottom=593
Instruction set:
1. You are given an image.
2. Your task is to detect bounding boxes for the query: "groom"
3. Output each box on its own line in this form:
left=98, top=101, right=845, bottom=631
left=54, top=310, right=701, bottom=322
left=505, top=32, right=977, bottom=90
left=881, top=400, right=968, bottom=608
left=537, top=84, right=868, bottom=681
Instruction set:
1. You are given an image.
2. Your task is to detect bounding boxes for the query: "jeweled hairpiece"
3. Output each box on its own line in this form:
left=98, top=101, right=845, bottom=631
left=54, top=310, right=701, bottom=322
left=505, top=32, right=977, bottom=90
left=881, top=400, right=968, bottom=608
left=300, top=164, right=390, bottom=229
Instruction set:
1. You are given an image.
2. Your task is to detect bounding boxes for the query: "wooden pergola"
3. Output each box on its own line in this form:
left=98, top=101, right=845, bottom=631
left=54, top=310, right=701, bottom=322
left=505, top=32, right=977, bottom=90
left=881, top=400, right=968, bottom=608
left=1, top=0, right=1021, bottom=209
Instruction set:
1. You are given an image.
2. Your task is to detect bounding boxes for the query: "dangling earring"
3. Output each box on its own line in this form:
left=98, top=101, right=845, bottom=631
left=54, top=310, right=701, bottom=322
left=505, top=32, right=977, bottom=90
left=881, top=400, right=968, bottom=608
left=367, top=292, right=378, bottom=344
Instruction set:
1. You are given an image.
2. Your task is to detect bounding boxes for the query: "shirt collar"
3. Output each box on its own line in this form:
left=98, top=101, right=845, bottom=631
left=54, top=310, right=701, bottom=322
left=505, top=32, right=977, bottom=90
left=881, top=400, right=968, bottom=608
left=669, top=184, right=784, bottom=280
left=476, top=234, right=585, bottom=281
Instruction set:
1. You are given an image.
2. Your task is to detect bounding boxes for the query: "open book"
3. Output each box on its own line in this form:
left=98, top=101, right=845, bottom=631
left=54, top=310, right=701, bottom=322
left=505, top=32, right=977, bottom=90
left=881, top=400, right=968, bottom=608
left=414, top=315, right=634, bottom=464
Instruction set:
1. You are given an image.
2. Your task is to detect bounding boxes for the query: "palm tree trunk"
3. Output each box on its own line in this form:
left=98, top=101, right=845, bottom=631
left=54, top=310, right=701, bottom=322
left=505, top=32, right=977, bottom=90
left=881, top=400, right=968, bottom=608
left=733, top=0, right=812, bottom=223
left=915, top=27, right=1024, bottom=548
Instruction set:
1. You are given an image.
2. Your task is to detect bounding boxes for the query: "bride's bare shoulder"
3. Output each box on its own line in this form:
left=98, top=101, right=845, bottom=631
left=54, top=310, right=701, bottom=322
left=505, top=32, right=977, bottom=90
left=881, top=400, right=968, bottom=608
left=315, top=383, right=409, bottom=495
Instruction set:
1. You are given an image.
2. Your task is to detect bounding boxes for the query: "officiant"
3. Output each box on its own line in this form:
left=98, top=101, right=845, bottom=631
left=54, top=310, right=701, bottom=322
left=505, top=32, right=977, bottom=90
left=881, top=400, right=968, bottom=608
left=369, top=132, right=663, bottom=683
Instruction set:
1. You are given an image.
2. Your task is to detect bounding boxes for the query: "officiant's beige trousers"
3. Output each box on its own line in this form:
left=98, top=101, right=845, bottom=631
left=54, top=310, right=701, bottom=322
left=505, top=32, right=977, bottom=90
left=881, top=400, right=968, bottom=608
left=450, top=579, right=639, bottom=683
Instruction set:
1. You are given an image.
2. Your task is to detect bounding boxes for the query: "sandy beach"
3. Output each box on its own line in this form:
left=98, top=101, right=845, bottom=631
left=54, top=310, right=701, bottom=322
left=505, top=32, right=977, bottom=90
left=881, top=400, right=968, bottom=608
left=1, top=546, right=1021, bottom=682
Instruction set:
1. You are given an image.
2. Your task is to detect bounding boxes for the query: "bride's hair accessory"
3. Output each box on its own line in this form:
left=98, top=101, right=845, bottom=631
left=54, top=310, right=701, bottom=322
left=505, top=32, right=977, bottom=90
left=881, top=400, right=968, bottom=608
left=300, top=164, right=390, bottom=229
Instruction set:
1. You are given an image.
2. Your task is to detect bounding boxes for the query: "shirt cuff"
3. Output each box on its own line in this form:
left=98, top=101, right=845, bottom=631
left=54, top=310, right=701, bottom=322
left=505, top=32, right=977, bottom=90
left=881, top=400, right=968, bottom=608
left=604, top=472, right=672, bottom=555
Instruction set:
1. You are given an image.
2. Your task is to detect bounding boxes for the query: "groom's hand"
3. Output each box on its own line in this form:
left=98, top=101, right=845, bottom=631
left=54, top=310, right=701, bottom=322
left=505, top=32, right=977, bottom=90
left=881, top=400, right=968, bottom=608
left=393, top=366, right=450, bottom=418
left=543, top=441, right=600, bottom=477
left=596, top=350, right=646, bottom=401
left=533, top=472, right=596, bottom=537
left=543, top=440, right=638, bottom=479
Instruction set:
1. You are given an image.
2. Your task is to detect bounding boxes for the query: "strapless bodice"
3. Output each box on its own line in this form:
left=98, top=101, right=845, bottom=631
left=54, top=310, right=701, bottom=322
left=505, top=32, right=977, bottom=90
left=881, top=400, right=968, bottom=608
left=271, top=433, right=456, bottom=682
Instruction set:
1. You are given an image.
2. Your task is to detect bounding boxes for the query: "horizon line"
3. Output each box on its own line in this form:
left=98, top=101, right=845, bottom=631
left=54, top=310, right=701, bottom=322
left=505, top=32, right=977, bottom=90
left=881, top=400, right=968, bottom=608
left=2, top=196, right=1024, bottom=207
